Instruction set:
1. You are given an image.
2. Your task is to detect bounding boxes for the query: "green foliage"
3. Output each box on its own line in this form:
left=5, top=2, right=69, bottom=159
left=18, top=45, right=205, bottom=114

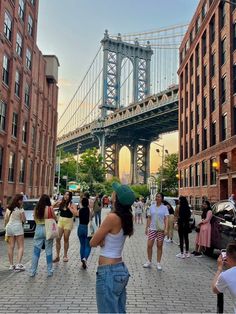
left=130, top=184, right=150, bottom=199
left=156, top=153, right=178, bottom=196
left=78, top=148, right=106, bottom=192
left=59, top=150, right=77, bottom=181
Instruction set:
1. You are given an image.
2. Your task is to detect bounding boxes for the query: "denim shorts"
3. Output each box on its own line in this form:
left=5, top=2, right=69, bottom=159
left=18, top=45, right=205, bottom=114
left=96, top=262, right=130, bottom=313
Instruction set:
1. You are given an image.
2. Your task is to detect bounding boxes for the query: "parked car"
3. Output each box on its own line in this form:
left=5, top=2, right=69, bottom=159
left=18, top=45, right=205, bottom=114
left=72, top=195, right=80, bottom=209
left=207, top=200, right=236, bottom=254
left=23, top=199, right=39, bottom=234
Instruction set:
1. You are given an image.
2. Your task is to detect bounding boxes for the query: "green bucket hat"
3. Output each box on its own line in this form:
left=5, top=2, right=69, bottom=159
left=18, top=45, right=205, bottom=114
left=112, top=182, right=135, bottom=206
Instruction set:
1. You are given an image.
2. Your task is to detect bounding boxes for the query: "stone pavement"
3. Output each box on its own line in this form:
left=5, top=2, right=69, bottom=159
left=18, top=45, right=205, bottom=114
left=0, top=209, right=234, bottom=314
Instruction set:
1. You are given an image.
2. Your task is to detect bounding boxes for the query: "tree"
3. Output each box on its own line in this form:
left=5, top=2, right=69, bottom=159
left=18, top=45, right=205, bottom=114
left=78, top=148, right=106, bottom=192
left=130, top=184, right=150, bottom=199
left=59, top=150, right=77, bottom=181
left=156, top=153, right=178, bottom=196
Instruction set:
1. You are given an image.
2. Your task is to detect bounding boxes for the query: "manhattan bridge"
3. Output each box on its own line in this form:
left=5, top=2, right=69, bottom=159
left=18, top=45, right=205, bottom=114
left=57, top=24, right=187, bottom=184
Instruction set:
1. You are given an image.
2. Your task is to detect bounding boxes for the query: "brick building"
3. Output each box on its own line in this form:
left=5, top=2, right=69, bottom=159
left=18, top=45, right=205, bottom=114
left=0, top=0, right=59, bottom=204
left=178, top=0, right=236, bottom=205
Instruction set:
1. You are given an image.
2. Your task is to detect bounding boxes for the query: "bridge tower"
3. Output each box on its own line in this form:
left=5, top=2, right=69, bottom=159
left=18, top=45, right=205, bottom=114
left=93, top=31, right=153, bottom=184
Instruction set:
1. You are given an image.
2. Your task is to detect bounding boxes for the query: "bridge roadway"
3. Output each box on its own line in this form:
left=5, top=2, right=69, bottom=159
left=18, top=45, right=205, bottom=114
left=57, top=85, right=179, bottom=154
left=0, top=207, right=233, bottom=313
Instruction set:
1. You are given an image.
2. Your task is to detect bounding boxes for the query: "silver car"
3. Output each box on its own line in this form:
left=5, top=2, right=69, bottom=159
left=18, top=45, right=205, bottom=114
left=23, top=199, right=39, bottom=234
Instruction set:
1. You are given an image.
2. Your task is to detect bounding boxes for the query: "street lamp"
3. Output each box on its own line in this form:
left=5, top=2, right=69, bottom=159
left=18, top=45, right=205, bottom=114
left=76, top=143, right=82, bottom=182
left=154, top=143, right=168, bottom=193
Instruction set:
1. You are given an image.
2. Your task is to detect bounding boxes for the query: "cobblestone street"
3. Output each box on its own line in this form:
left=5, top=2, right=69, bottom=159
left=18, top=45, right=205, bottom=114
left=0, top=209, right=234, bottom=313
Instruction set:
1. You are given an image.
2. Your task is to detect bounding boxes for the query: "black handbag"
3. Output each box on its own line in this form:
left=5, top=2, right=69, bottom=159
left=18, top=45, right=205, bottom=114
left=195, top=226, right=200, bottom=233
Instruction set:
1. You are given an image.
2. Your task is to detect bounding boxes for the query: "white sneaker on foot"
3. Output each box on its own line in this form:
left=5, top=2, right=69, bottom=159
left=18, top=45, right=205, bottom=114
left=9, top=265, right=15, bottom=270
left=157, top=263, right=162, bottom=270
left=143, top=261, right=151, bottom=268
left=15, top=264, right=25, bottom=271
left=176, top=253, right=185, bottom=259
left=186, top=252, right=191, bottom=258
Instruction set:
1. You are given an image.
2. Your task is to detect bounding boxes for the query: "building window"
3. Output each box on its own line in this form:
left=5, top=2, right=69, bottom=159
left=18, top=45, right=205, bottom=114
left=12, top=113, right=18, bottom=138
left=27, top=15, right=33, bottom=36
left=2, top=55, right=10, bottom=86
left=203, top=65, right=207, bottom=87
left=22, top=121, right=27, bottom=143
left=26, top=48, right=32, bottom=70
left=180, top=170, right=183, bottom=188
left=233, top=22, right=236, bottom=51
left=196, top=45, right=199, bottom=67
left=190, top=165, right=194, bottom=187
left=4, top=11, right=12, bottom=41
left=190, top=138, right=194, bottom=157
left=185, top=91, right=188, bottom=109
left=196, top=104, right=200, bottom=125
left=19, top=158, right=25, bottom=183
left=222, top=114, right=227, bottom=141
left=196, top=16, right=201, bottom=34
left=0, top=101, right=6, bottom=131
left=195, top=163, right=200, bottom=186
left=221, top=76, right=226, bottom=104
left=190, top=55, right=193, bottom=75
left=203, top=96, right=207, bottom=119
left=32, top=126, right=36, bottom=148
left=201, top=2, right=207, bottom=20
left=211, top=53, right=215, bottom=77
left=185, top=116, right=188, bottom=134
left=15, top=70, right=20, bottom=97
left=202, top=160, right=208, bottom=186
left=180, top=121, right=183, bottom=138
left=221, top=38, right=226, bottom=65
left=180, top=145, right=183, bottom=161
left=234, top=107, right=236, bottom=135
left=203, top=127, right=207, bottom=150
left=196, top=133, right=200, bottom=154
left=180, top=97, right=183, bottom=113
left=24, top=83, right=30, bottom=107
left=210, top=159, right=217, bottom=185
left=210, top=15, right=215, bottom=43
left=16, top=33, right=23, bottom=57
left=220, top=2, right=226, bottom=30
left=185, top=65, right=188, bottom=83
left=8, top=153, right=15, bottom=182
left=233, top=64, right=236, bottom=94
left=18, top=0, right=25, bottom=20
left=29, top=160, right=33, bottom=186
left=211, top=121, right=216, bottom=146
left=210, top=88, right=216, bottom=112
left=185, top=141, right=188, bottom=159
left=190, top=83, right=194, bottom=102
left=196, top=75, right=200, bottom=95
left=184, top=168, right=189, bottom=187
left=190, top=111, right=193, bottom=130
left=202, top=32, right=207, bottom=56
left=0, top=146, right=3, bottom=180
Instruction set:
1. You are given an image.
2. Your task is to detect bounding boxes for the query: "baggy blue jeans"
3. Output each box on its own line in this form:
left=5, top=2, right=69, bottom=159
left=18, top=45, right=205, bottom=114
left=94, top=211, right=101, bottom=227
left=96, top=262, right=130, bottom=313
left=77, top=224, right=91, bottom=261
left=30, top=224, right=53, bottom=276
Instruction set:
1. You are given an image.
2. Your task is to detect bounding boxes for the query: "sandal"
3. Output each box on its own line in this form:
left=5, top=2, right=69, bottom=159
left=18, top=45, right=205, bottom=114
left=53, top=257, right=60, bottom=263
left=63, top=257, right=69, bottom=262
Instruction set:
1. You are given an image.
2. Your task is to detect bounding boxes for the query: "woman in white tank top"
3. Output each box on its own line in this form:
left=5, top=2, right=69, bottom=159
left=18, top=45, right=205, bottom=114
left=90, top=182, right=135, bottom=314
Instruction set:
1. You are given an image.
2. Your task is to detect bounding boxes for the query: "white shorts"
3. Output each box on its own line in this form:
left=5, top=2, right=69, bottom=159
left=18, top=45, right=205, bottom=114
left=6, top=223, right=24, bottom=236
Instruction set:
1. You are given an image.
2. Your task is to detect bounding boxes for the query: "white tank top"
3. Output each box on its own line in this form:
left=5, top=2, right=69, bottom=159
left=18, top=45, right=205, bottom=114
left=100, top=229, right=126, bottom=258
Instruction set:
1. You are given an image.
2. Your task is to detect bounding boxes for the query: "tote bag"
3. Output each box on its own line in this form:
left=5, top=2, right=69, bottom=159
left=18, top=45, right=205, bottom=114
left=87, top=220, right=97, bottom=238
left=45, top=207, right=59, bottom=240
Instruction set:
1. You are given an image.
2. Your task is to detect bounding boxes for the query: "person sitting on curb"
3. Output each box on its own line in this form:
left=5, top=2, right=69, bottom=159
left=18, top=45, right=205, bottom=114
left=212, top=241, right=236, bottom=313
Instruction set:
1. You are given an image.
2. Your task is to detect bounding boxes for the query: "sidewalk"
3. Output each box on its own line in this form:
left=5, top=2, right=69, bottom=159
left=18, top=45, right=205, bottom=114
left=0, top=211, right=234, bottom=313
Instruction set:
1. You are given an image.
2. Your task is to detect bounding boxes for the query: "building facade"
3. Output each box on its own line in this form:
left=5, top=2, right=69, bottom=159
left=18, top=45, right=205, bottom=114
left=178, top=0, right=236, bottom=205
left=0, top=0, right=59, bottom=204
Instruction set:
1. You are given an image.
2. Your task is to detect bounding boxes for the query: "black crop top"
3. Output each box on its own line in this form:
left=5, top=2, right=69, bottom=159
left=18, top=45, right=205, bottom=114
left=79, top=207, right=90, bottom=225
left=59, top=204, right=73, bottom=218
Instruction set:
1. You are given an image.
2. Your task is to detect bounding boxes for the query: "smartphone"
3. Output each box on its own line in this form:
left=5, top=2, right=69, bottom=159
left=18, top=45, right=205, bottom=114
left=221, top=249, right=227, bottom=260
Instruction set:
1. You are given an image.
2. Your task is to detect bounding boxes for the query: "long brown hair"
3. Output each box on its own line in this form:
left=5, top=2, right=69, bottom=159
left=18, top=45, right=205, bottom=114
left=8, top=194, right=23, bottom=212
left=34, top=194, right=51, bottom=220
left=59, top=191, right=73, bottom=211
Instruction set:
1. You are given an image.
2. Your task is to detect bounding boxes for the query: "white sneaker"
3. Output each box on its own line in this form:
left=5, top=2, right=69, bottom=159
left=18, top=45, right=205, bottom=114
left=9, top=265, right=15, bottom=270
left=176, top=253, right=185, bottom=259
left=15, top=264, right=25, bottom=271
left=157, top=263, right=162, bottom=271
left=186, top=252, right=191, bottom=258
left=143, top=261, right=151, bottom=268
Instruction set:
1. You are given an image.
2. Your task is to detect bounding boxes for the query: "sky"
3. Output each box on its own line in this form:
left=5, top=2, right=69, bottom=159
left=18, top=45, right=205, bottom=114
left=37, top=0, right=199, bottom=175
